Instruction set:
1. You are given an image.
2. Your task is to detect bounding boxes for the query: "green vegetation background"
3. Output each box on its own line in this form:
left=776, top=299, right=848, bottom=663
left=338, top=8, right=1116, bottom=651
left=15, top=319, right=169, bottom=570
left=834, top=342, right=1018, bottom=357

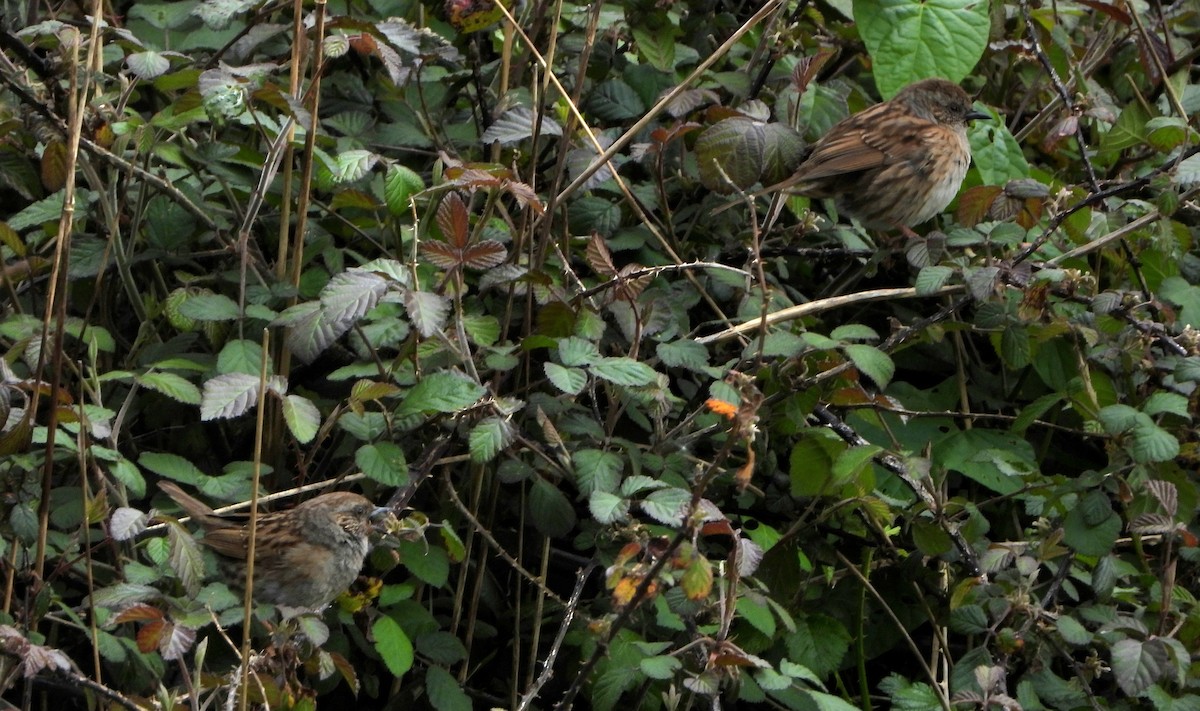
left=0, top=0, right=1198, bottom=708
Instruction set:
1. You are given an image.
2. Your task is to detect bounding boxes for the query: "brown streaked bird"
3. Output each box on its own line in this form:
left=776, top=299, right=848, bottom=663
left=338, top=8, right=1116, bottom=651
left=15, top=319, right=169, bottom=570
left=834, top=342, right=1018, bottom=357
left=759, top=77, right=989, bottom=234
left=158, top=481, right=389, bottom=611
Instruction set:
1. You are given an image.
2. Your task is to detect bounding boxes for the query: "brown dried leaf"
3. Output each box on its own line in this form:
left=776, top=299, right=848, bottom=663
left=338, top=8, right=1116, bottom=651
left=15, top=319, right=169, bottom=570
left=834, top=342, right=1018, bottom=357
left=585, top=234, right=617, bottom=278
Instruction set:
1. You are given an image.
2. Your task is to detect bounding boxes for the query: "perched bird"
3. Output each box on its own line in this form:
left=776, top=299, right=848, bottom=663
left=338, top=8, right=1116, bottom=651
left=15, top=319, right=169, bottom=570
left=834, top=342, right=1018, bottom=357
left=759, top=77, right=989, bottom=234
left=158, top=481, right=389, bottom=611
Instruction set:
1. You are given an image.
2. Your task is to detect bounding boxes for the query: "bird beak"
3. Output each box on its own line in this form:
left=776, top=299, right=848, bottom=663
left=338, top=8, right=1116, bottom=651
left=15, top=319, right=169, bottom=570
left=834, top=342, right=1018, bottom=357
left=370, top=506, right=393, bottom=521
left=965, top=108, right=991, bottom=122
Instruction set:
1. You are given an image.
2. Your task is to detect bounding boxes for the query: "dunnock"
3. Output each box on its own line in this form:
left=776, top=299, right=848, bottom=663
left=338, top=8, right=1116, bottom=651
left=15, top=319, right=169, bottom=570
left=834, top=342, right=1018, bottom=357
left=764, top=77, right=989, bottom=233
left=158, top=481, right=388, bottom=611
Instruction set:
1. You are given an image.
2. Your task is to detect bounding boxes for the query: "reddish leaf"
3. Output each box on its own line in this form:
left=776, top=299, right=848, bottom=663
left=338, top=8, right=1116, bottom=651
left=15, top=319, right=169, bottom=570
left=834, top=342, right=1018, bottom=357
left=1074, top=0, right=1131, bottom=24
left=462, top=241, right=507, bottom=270
left=956, top=185, right=1004, bottom=227
left=792, top=49, right=834, bottom=94
left=585, top=234, right=617, bottom=278
left=137, top=620, right=164, bottom=653
left=436, top=192, right=470, bottom=247
left=504, top=180, right=543, bottom=213
left=114, top=603, right=164, bottom=624
left=421, top=240, right=463, bottom=270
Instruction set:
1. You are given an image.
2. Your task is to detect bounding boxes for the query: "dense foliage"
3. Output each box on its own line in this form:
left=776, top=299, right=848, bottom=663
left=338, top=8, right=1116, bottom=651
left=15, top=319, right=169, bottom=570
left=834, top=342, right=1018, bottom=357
left=1, top=0, right=1198, bottom=708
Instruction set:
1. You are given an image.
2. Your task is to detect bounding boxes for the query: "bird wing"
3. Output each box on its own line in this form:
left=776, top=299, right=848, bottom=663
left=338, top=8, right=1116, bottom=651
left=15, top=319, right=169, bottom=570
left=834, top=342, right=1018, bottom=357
left=196, top=527, right=250, bottom=559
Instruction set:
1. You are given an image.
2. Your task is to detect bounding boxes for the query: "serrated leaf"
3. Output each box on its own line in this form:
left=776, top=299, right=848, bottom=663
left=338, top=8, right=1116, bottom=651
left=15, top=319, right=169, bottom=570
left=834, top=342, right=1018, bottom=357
left=200, top=372, right=260, bottom=420
left=589, top=491, right=630, bottom=524
left=426, top=665, right=472, bottom=711
left=166, top=522, right=204, bottom=597
left=1112, top=638, right=1167, bottom=696
left=178, top=292, right=241, bottom=321
left=126, top=51, right=171, bottom=79
left=397, top=372, right=485, bottom=417
left=139, top=452, right=205, bottom=485
left=332, top=149, right=378, bottom=183
left=136, top=372, right=201, bottom=405
left=639, top=655, right=682, bottom=680
left=843, top=344, right=894, bottom=388
left=281, top=394, right=320, bottom=443
left=915, top=265, right=954, bottom=294
left=372, top=615, right=414, bottom=677
left=403, top=290, right=450, bottom=338
left=356, top=442, right=408, bottom=485
left=384, top=164, right=425, bottom=215
left=480, top=107, right=563, bottom=145
left=591, top=357, right=657, bottom=386
left=322, top=269, right=389, bottom=329
left=573, top=449, right=623, bottom=495
left=110, top=507, right=149, bottom=541
left=529, top=478, right=575, bottom=538
left=468, top=417, right=514, bottom=463
left=681, top=554, right=713, bottom=600
left=544, top=362, right=586, bottom=394
left=656, top=339, right=710, bottom=371
left=641, top=487, right=691, bottom=526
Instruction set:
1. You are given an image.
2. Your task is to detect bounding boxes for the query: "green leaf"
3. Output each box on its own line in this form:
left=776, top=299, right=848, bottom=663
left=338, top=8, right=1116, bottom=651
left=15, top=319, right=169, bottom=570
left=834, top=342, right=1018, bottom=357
left=586, top=80, right=645, bottom=121
left=136, top=372, right=201, bottom=405
left=656, top=339, right=710, bottom=371
left=166, top=522, right=205, bottom=597
left=843, top=344, right=894, bottom=388
left=139, top=452, right=205, bottom=486
left=356, top=442, right=409, bottom=485
left=695, top=117, right=767, bottom=193
left=590, top=357, right=657, bottom=386
left=416, top=631, right=467, bottom=665
left=880, top=673, right=944, bottom=710
left=216, top=339, right=266, bottom=375
left=557, top=336, right=601, bottom=367
left=404, top=289, right=450, bottom=338
left=915, top=266, right=954, bottom=295
left=968, top=113, right=1031, bottom=183
left=544, top=362, right=586, bottom=395
left=786, top=615, right=851, bottom=678
left=384, top=164, right=424, bottom=215
left=397, top=372, right=485, bottom=417
left=639, top=654, right=682, bottom=680
left=641, top=487, right=691, bottom=526
left=178, top=292, right=242, bottom=321
left=468, top=417, right=514, bottom=463
left=853, top=0, right=990, bottom=98
left=398, top=540, right=449, bottom=587
left=933, top=429, right=1034, bottom=494
left=529, top=478, right=576, bottom=538
left=1141, top=392, right=1191, bottom=419
left=281, top=394, right=320, bottom=443
left=126, top=51, right=171, bottom=79
left=200, top=372, right=260, bottom=420
left=1112, top=638, right=1168, bottom=696
left=425, top=665, right=472, bottom=711
left=331, top=149, right=379, bottom=184
left=737, top=595, right=776, bottom=637
left=573, top=449, right=623, bottom=495
left=1055, top=615, right=1091, bottom=646
left=1063, top=491, right=1120, bottom=556
left=589, top=491, right=630, bottom=524
left=831, top=444, right=881, bottom=487
left=805, top=690, right=868, bottom=711
left=1130, top=421, right=1180, bottom=463
left=632, top=24, right=677, bottom=71
left=372, top=615, right=414, bottom=677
